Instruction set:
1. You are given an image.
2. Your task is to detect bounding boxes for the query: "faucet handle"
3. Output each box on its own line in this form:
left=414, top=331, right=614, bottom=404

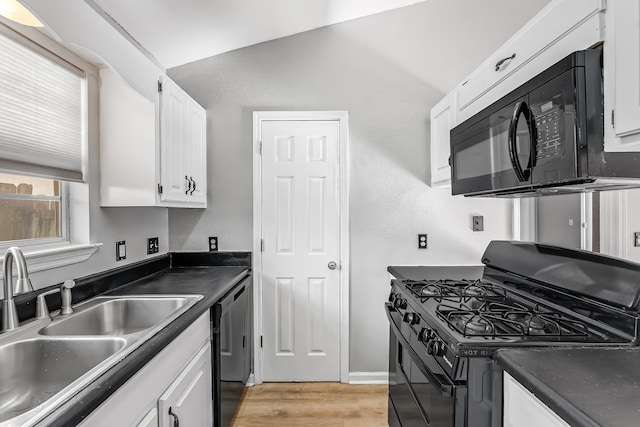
left=36, top=288, right=61, bottom=319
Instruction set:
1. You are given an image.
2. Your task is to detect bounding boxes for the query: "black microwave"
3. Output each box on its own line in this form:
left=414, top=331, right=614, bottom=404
left=450, top=49, right=640, bottom=197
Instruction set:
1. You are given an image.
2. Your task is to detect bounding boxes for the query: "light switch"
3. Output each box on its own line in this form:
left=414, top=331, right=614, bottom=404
left=116, top=241, right=126, bottom=261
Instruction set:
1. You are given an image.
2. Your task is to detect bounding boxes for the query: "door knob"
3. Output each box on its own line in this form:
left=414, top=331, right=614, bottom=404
left=328, top=261, right=338, bottom=270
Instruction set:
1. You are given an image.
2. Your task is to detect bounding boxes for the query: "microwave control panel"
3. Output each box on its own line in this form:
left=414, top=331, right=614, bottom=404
left=532, top=99, right=563, bottom=162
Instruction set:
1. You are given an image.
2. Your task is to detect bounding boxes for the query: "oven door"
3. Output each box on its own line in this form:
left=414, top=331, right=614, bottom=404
left=450, top=96, right=536, bottom=196
left=386, top=303, right=464, bottom=427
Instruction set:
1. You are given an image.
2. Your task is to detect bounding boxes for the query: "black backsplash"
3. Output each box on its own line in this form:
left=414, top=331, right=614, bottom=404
left=1, top=251, right=251, bottom=325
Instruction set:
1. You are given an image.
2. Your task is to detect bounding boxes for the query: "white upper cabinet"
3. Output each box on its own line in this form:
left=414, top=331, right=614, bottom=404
left=159, top=78, right=207, bottom=206
left=456, top=0, right=605, bottom=124
left=430, top=92, right=456, bottom=187
left=603, top=0, right=640, bottom=151
left=100, top=70, right=207, bottom=208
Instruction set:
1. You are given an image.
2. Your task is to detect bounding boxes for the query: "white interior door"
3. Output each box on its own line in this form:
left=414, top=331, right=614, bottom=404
left=260, top=119, right=341, bottom=382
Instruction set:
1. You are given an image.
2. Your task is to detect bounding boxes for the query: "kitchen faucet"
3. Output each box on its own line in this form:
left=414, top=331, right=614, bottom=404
left=2, top=247, right=34, bottom=332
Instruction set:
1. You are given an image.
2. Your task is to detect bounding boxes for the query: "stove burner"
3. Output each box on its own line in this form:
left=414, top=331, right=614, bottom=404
left=462, top=285, right=485, bottom=298
left=463, top=317, right=493, bottom=335
left=421, top=285, right=441, bottom=297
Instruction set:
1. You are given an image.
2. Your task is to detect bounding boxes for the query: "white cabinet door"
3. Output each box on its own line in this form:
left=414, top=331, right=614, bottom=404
left=160, top=78, right=189, bottom=204
left=159, top=78, right=207, bottom=207
left=430, top=92, right=456, bottom=187
left=504, top=373, right=570, bottom=427
left=603, top=0, right=640, bottom=152
left=158, top=343, right=213, bottom=427
left=457, top=0, right=604, bottom=123
left=611, top=0, right=640, bottom=137
left=185, top=100, right=207, bottom=205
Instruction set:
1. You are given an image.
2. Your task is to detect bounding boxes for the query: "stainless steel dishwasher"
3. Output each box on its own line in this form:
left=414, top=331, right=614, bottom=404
left=211, top=276, right=252, bottom=427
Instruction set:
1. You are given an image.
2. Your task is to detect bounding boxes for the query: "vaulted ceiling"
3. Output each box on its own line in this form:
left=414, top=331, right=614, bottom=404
left=91, top=0, right=430, bottom=68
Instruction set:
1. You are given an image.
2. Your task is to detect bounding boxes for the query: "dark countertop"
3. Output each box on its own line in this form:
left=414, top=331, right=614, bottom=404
left=496, top=347, right=640, bottom=427
left=387, top=265, right=485, bottom=281
left=39, top=264, right=251, bottom=427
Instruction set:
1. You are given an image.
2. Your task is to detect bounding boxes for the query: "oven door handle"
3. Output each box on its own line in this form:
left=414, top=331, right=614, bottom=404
left=385, top=303, right=454, bottom=397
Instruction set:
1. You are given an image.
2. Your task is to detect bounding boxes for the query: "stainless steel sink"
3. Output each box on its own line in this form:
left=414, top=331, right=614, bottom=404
left=39, top=296, right=200, bottom=336
left=0, top=294, right=202, bottom=426
left=0, top=337, right=125, bottom=423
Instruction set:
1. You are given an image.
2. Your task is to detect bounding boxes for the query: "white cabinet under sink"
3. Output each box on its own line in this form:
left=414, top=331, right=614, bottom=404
left=80, top=312, right=213, bottom=427
left=99, top=69, right=207, bottom=208
left=503, top=373, right=569, bottom=427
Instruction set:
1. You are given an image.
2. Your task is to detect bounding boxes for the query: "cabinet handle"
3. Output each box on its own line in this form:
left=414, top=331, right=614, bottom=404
left=189, top=176, right=196, bottom=195
left=185, top=175, right=191, bottom=195
left=168, top=407, right=180, bottom=427
left=495, top=53, right=516, bottom=71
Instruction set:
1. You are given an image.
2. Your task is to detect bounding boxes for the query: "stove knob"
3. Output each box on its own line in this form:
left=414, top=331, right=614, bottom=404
left=402, top=312, right=420, bottom=325
left=388, top=292, right=396, bottom=303
left=399, top=299, right=407, bottom=310
left=417, top=327, right=433, bottom=342
left=431, top=340, right=447, bottom=357
left=393, top=297, right=403, bottom=309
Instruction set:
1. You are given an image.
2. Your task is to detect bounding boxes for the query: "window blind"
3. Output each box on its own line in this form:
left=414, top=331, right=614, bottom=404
left=0, top=31, right=85, bottom=182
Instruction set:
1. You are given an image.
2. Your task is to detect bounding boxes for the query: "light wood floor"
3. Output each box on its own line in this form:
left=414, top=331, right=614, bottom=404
left=231, top=382, right=388, bottom=427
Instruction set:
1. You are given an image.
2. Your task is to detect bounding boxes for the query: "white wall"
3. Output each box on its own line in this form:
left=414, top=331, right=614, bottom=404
left=168, top=0, right=549, bottom=373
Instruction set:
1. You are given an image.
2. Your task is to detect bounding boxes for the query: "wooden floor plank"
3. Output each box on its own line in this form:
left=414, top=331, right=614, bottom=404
left=231, top=382, right=388, bottom=427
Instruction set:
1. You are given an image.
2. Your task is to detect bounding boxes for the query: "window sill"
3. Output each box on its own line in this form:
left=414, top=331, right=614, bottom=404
left=0, top=243, right=102, bottom=279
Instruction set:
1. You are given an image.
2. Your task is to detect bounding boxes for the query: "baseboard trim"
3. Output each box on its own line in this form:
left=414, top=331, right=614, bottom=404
left=348, top=372, right=388, bottom=384
left=246, top=373, right=256, bottom=387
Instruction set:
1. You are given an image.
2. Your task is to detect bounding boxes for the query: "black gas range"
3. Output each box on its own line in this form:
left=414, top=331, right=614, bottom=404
left=386, top=241, right=640, bottom=427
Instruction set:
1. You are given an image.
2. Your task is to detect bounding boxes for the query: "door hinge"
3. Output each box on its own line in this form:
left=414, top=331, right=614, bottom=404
left=611, top=109, right=615, bottom=128
left=260, top=238, right=264, bottom=252
left=157, top=80, right=163, bottom=93
left=260, top=335, right=263, bottom=348
left=157, top=184, right=163, bottom=194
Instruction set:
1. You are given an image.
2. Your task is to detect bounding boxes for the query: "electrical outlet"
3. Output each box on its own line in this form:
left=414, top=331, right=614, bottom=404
left=635, top=232, right=640, bottom=247
left=116, top=241, right=126, bottom=261
left=147, top=237, right=159, bottom=255
left=418, top=234, right=427, bottom=249
left=472, top=216, right=484, bottom=232
left=209, top=236, right=218, bottom=252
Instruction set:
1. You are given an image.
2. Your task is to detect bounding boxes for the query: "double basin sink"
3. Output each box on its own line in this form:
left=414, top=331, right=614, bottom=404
left=0, top=294, right=202, bottom=426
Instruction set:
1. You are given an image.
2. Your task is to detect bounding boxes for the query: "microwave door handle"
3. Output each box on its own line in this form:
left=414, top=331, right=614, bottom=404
left=508, top=101, right=533, bottom=182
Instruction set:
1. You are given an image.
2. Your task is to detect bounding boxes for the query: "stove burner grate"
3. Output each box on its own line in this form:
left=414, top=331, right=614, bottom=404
left=404, top=279, right=507, bottom=304
left=437, top=300, right=590, bottom=339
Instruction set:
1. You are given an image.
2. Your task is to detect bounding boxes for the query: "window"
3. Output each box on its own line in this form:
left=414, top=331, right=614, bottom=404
left=0, top=24, right=98, bottom=271
left=0, top=173, right=65, bottom=245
